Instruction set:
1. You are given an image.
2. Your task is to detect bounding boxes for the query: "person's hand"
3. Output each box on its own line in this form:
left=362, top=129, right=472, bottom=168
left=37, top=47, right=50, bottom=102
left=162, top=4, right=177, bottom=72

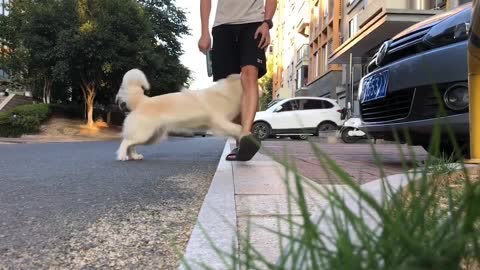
left=198, top=34, right=211, bottom=55
left=254, top=23, right=270, bottom=49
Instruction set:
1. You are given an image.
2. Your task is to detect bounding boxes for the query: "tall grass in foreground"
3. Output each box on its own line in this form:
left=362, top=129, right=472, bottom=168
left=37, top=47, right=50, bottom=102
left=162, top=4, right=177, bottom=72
left=180, top=132, right=480, bottom=270
left=182, top=83, right=479, bottom=269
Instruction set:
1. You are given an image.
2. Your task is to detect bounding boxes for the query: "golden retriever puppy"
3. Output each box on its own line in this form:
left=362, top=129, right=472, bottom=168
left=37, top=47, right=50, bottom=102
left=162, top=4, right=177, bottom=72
left=115, top=69, right=243, bottom=161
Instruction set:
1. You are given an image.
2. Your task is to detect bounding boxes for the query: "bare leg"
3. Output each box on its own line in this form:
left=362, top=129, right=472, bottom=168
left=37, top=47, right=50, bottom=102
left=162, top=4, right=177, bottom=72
left=240, top=66, right=260, bottom=137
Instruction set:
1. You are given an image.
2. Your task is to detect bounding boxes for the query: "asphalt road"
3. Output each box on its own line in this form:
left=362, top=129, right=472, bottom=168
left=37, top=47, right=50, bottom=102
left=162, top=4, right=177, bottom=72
left=0, top=137, right=225, bottom=269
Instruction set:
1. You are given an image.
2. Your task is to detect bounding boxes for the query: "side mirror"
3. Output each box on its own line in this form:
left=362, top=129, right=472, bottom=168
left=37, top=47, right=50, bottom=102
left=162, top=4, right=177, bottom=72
left=274, top=106, right=283, bottom=112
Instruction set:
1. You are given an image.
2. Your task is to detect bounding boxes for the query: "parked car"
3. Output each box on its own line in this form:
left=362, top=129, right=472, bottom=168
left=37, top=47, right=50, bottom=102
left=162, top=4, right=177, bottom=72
left=358, top=3, right=472, bottom=156
left=252, top=97, right=344, bottom=140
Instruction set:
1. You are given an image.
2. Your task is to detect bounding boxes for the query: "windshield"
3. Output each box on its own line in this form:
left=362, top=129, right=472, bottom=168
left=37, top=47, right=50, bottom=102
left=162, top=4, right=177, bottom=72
left=266, top=99, right=284, bottom=112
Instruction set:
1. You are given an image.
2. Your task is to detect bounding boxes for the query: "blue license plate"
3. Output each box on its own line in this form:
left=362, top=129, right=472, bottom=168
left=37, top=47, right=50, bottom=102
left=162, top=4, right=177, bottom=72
left=360, top=70, right=389, bottom=103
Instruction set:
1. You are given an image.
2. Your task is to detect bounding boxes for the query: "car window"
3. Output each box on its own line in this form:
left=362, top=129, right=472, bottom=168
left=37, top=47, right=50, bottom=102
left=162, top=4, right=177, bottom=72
left=321, top=100, right=334, bottom=109
left=279, top=100, right=297, bottom=112
left=299, top=99, right=334, bottom=110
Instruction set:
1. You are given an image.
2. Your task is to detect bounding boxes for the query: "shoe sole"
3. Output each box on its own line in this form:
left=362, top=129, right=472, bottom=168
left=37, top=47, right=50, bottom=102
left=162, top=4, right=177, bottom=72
left=236, top=136, right=261, bottom=161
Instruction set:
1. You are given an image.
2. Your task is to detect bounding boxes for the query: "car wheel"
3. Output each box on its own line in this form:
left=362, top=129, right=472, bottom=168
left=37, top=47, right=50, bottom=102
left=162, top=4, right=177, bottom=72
left=252, top=122, right=271, bottom=140
left=421, top=142, right=470, bottom=160
left=341, top=128, right=360, bottom=144
left=317, top=122, right=337, bottom=135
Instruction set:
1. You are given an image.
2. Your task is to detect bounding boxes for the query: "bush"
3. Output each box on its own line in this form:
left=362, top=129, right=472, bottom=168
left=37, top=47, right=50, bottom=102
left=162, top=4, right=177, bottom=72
left=0, top=104, right=51, bottom=137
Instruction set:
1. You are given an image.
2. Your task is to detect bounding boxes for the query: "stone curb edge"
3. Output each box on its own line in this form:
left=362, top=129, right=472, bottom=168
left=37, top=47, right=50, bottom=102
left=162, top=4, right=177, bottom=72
left=179, top=141, right=237, bottom=270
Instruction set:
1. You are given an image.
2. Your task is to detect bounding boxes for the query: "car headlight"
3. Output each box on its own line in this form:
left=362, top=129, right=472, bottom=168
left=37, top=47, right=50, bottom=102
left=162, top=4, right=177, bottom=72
left=443, top=83, right=469, bottom=111
left=357, top=76, right=365, bottom=102
left=423, top=7, right=471, bottom=47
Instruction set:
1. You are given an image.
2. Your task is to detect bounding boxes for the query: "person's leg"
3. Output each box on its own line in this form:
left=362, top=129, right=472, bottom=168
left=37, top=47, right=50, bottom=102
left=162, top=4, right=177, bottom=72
left=211, top=25, right=240, bottom=82
left=240, top=65, right=259, bottom=136
left=238, top=22, right=267, bottom=136
left=211, top=24, right=242, bottom=160
left=235, top=22, right=267, bottom=161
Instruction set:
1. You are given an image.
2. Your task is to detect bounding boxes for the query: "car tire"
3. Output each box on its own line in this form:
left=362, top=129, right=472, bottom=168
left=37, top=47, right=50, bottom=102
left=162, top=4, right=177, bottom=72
left=421, top=142, right=470, bottom=159
left=252, top=122, right=271, bottom=141
left=341, top=128, right=360, bottom=144
left=317, top=122, right=337, bottom=135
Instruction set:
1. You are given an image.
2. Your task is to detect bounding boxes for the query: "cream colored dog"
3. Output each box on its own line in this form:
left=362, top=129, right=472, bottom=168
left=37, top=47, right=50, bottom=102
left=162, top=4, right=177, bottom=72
left=115, top=69, right=244, bottom=161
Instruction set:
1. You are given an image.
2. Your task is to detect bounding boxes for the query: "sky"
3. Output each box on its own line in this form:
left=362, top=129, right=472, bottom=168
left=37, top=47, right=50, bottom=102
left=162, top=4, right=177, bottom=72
left=176, top=0, right=218, bottom=90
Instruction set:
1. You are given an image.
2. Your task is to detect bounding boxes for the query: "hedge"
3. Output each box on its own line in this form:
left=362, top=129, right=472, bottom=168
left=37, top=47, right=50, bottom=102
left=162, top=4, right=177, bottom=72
left=0, top=104, right=51, bottom=137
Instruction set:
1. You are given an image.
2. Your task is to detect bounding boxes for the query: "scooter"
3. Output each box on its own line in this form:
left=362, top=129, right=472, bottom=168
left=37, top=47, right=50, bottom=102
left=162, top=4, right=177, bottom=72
left=340, top=117, right=368, bottom=144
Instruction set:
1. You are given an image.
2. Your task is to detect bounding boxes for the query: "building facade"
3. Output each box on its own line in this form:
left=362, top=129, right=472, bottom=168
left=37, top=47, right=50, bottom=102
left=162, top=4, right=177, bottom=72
left=296, top=0, right=343, bottom=101
left=272, top=0, right=310, bottom=100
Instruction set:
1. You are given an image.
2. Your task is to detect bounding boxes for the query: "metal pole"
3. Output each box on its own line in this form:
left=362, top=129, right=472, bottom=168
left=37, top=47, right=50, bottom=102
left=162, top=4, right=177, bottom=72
left=349, top=53, right=353, bottom=118
left=467, top=0, right=480, bottom=163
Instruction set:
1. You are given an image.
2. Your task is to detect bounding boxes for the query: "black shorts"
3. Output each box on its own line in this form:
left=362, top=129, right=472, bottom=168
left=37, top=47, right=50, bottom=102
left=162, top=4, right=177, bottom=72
left=211, top=22, right=267, bottom=82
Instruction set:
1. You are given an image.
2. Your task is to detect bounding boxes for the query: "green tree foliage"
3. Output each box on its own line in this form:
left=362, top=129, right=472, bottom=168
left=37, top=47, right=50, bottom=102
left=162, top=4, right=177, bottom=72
left=0, top=0, right=191, bottom=126
left=259, top=57, right=273, bottom=111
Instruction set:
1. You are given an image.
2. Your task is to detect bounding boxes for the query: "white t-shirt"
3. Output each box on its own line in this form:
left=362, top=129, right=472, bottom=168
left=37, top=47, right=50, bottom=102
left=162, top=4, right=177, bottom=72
left=213, top=0, right=265, bottom=27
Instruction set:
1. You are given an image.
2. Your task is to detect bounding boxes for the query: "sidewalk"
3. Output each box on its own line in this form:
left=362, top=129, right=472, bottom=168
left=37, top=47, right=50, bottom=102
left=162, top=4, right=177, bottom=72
left=180, top=139, right=428, bottom=269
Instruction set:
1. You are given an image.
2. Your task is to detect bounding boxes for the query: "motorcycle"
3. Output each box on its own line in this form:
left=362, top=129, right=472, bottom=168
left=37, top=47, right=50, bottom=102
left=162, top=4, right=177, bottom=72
left=340, top=117, right=368, bottom=144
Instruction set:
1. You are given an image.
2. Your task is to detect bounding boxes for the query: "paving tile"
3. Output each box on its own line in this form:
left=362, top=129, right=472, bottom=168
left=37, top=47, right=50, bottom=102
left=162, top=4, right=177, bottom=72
left=237, top=216, right=304, bottom=266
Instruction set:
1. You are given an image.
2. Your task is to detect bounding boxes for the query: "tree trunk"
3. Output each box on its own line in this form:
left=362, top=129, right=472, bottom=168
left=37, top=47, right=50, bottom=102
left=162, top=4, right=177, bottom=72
left=81, top=81, right=96, bottom=128
left=43, top=78, right=52, bottom=104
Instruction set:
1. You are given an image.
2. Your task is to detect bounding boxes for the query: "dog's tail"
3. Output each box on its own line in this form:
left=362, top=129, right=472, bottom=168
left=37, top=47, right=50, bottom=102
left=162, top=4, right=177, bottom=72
left=116, top=69, right=150, bottom=111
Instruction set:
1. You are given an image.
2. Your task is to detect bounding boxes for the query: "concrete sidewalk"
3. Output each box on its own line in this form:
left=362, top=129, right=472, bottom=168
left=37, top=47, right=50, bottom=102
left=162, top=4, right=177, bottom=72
left=180, top=139, right=428, bottom=269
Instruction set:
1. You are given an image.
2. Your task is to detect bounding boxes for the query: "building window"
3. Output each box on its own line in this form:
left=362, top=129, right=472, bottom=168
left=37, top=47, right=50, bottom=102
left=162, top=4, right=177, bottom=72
left=328, top=0, right=334, bottom=20
left=323, top=0, right=329, bottom=25
left=349, top=15, right=358, bottom=38
left=296, top=65, right=308, bottom=89
left=322, top=43, right=328, bottom=74
left=314, top=52, right=319, bottom=78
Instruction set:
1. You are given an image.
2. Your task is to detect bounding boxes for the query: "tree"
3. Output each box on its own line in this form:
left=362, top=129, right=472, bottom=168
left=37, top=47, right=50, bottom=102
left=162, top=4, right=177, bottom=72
left=259, top=57, right=274, bottom=111
left=1, top=0, right=191, bottom=127
left=0, top=0, right=77, bottom=104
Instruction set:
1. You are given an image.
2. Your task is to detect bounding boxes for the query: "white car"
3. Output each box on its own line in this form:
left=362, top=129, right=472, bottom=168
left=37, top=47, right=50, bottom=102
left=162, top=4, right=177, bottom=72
left=253, top=97, right=345, bottom=140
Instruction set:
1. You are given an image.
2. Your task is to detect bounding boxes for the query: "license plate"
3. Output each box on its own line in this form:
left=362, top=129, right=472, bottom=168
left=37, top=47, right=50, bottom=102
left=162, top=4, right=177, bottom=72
left=360, top=70, right=389, bottom=103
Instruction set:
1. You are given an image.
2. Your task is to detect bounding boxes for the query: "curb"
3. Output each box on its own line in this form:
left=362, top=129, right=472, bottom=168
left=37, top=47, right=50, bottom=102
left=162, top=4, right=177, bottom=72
left=179, top=142, right=238, bottom=270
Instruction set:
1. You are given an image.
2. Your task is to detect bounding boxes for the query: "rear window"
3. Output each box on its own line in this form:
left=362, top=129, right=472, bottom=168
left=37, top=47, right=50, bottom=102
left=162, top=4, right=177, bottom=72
left=300, top=99, right=334, bottom=110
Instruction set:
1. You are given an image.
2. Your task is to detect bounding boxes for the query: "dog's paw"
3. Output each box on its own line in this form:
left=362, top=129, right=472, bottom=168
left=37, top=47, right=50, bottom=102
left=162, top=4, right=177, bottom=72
left=131, top=153, right=144, bottom=160
left=117, top=154, right=130, bottom=161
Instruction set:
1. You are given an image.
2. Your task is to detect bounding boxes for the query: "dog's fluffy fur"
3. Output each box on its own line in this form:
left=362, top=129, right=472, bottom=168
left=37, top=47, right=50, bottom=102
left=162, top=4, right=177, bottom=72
left=115, top=69, right=244, bottom=161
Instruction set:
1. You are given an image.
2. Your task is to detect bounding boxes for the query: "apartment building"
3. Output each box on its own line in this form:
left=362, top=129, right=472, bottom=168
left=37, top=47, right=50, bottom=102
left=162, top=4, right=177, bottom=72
left=272, top=0, right=285, bottom=99
left=295, top=0, right=344, bottom=101
left=329, top=0, right=471, bottom=113
left=272, top=0, right=310, bottom=100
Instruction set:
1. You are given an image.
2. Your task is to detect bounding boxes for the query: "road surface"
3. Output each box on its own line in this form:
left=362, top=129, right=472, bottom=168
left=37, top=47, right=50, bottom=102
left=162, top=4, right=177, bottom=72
left=0, top=137, right=225, bottom=269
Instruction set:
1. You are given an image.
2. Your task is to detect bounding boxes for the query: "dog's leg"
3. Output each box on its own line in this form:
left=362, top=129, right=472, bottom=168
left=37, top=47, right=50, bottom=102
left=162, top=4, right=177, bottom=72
left=127, top=145, right=144, bottom=160
left=117, top=140, right=133, bottom=161
left=210, top=117, right=243, bottom=139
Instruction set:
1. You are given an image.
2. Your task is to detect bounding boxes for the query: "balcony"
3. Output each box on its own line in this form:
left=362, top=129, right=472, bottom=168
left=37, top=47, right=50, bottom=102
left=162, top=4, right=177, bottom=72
left=296, top=44, right=309, bottom=65
left=330, top=0, right=441, bottom=64
left=297, top=1, right=311, bottom=37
